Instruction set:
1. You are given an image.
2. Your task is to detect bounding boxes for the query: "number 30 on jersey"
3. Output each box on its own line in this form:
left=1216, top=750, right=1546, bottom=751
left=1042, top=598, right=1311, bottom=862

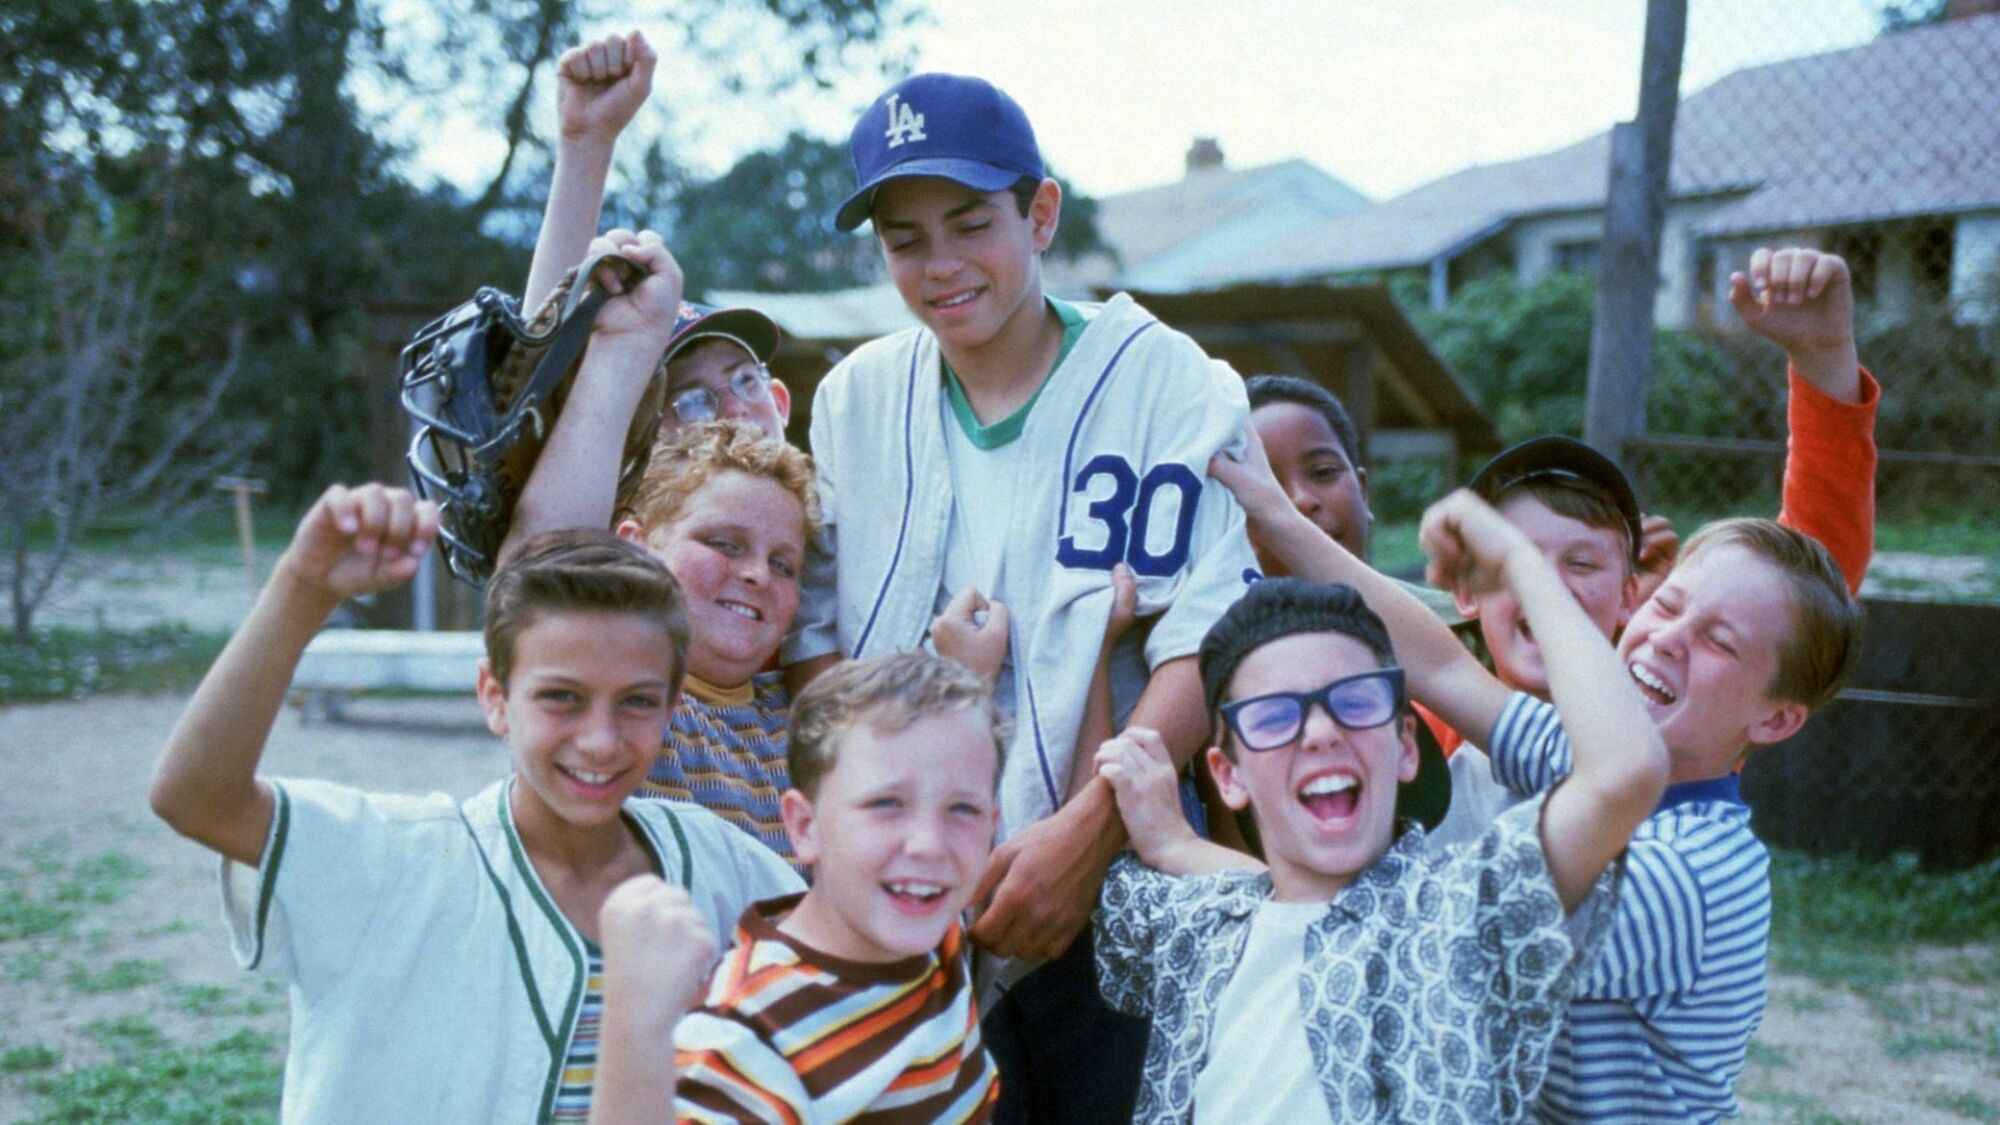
left=1056, top=454, right=1200, bottom=576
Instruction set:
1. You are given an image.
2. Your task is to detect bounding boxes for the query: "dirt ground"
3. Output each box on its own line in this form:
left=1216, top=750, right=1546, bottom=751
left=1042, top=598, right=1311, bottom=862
left=1, top=691, right=1995, bottom=1122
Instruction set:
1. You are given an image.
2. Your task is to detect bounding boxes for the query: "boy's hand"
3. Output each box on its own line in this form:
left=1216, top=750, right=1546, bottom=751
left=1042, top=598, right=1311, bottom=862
left=1633, top=513, right=1679, bottom=606
left=1094, top=728, right=1195, bottom=867
left=598, top=875, right=718, bottom=1037
left=931, top=586, right=1010, bottom=686
left=1103, top=562, right=1139, bottom=647
left=1208, top=428, right=1293, bottom=535
left=585, top=228, right=684, bottom=355
left=557, top=31, right=656, bottom=147
left=277, top=484, right=438, bottom=606
left=1730, top=247, right=1861, bottom=400
left=1420, top=489, right=1535, bottom=596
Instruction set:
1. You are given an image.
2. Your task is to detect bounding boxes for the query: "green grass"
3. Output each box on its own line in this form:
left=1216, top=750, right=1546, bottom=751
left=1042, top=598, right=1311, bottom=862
left=24, top=1026, right=280, bottom=1124
left=0, top=1044, right=60, bottom=1074
left=1769, top=850, right=2000, bottom=953
left=1746, top=1039, right=1791, bottom=1068
left=67, top=957, right=169, bottom=994
left=0, top=624, right=227, bottom=703
left=1926, top=1089, right=2000, bottom=1121
left=1740, top=1087, right=1861, bottom=1124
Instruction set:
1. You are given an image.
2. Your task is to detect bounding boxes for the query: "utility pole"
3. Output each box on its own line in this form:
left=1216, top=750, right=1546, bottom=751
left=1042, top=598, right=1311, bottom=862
left=1585, top=0, right=1688, bottom=476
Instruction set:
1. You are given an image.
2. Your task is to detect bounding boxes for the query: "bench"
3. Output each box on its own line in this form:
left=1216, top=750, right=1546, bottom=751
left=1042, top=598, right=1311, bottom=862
left=291, top=630, right=485, bottom=723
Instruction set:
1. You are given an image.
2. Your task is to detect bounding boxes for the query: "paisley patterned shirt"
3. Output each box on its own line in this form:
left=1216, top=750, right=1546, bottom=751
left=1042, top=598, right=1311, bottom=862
left=1093, top=795, right=1619, bottom=1124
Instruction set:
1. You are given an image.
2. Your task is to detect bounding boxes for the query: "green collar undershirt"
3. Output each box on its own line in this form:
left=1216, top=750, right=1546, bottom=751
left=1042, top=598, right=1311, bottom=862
left=941, top=297, right=1086, bottom=450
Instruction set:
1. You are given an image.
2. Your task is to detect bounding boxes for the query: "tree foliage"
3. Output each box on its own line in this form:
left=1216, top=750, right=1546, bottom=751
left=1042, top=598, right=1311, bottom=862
left=654, top=132, right=1115, bottom=295
left=0, top=0, right=911, bottom=639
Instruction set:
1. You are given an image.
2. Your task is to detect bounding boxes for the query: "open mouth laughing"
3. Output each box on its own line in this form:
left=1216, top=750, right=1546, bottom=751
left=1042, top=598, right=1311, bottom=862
left=1297, top=771, right=1361, bottom=824
left=883, top=880, right=949, bottom=915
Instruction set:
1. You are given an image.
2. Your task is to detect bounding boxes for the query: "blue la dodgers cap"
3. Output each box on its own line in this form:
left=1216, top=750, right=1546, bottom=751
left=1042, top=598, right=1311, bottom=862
left=834, top=73, right=1044, bottom=232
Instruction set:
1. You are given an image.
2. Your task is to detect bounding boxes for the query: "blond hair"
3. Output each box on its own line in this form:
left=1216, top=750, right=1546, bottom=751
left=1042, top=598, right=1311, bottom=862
left=626, top=420, right=821, bottom=536
left=787, top=652, right=1008, bottom=798
left=1680, top=518, right=1861, bottom=712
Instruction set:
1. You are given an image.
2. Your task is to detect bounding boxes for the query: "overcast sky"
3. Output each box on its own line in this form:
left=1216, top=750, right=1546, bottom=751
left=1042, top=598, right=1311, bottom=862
left=415, top=0, right=1885, bottom=205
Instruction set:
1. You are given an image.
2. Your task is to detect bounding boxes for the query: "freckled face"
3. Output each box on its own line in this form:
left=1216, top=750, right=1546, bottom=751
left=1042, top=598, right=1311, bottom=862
left=645, top=471, right=805, bottom=686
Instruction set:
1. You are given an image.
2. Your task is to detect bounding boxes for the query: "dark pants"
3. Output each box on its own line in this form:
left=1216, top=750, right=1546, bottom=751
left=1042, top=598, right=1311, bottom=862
left=983, top=928, right=1149, bottom=1124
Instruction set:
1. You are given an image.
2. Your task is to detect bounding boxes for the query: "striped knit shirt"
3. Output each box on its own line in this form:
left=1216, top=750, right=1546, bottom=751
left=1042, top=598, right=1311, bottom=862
left=675, top=896, right=998, bottom=1124
left=550, top=942, right=606, bottom=1119
left=1490, top=692, right=1770, bottom=1124
left=639, top=672, right=797, bottom=870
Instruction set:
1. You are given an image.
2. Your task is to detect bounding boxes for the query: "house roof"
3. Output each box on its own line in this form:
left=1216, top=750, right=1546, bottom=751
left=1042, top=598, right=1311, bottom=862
left=1203, top=12, right=2000, bottom=283
left=702, top=283, right=916, bottom=343
left=1049, top=157, right=1369, bottom=293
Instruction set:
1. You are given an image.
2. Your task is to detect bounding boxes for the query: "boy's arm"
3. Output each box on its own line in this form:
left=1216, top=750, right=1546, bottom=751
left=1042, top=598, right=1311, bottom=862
left=497, top=230, right=683, bottom=565
left=1426, top=492, right=1669, bottom=910
left=588, top=876, right=718, bottom=1125
left=1065, top=564, right=1138, bottom=800
left=1731, top=247, right=1877, bottom=593
left=149, top=485, right=439, bottom=866
left=1095, top=729, right=1264, bottom=876
left=524, top=32, right=656, bottom=313
left=966, top=655, right=1208, bottom=961
left=1211, top=434, right=1514, bottom=744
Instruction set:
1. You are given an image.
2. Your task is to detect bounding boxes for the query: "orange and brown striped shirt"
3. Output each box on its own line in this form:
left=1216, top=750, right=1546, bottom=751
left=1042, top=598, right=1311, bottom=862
left=674, top=896, right=997, bottom=1124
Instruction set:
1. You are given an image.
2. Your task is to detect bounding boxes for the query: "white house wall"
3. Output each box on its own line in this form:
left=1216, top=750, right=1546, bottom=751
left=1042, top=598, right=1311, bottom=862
left=1952, top=212, right=2000, bottom=324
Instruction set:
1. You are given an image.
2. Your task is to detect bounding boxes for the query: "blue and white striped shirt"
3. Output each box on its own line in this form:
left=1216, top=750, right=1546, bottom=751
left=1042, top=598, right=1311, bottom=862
left=1490, top=693, right=1770, bottom=1124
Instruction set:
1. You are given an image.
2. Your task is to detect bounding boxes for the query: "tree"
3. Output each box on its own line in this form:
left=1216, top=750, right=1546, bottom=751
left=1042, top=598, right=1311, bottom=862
left=0, top=0, right=914, bottom=639
left=0, top=174, right=255, bottom=643
left=662, top=133, right=880, bottom=292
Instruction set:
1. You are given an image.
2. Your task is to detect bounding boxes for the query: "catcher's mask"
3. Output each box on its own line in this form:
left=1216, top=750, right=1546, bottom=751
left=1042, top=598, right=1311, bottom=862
left=400, top=253, right=658, bottom=587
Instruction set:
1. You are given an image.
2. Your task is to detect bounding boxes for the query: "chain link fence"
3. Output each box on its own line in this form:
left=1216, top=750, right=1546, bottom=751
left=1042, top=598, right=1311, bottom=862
left=1618, top=1, right=2000, bottom=866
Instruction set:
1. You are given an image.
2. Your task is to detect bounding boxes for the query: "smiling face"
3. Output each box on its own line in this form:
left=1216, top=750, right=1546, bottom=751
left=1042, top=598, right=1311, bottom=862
left=638, top=469, right=805, bottom=686
left=778, top=709, right=1000, bottom=963
left=1461, top=491, right=1637, bottom=696
left=1207, top=630, right=1418, bottom=903
left=660, top=338, right=791, bottom=443
left=1252, top=400, right=1372, bottom=562
left=479, top=610, right=678, bottom=843
left=1620, top=541, right=1809, bottom=780
left=872, top=177, right=1058, bottom=368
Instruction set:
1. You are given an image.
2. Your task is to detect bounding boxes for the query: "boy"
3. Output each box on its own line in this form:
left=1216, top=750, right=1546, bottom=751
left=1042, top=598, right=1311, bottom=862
left=589, top=651, right=1006, bottom=1124
left=791, top=71, right=1261, bottom=1117
left=619, top=421, right=819, bottom=867
left=1211, top=460, right=1862, bottom=1118
left=149, top=490, right=801, bottom=1121
left=502, top=216, right=815, bottom=866
left=1244, top=374, right=1373, bottom=562
left=1089, top=491, right=1667, bottom=1120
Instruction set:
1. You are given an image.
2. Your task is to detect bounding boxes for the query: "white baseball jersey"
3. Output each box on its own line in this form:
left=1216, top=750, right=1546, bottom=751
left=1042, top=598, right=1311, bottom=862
left=787, top=293, right=1260, bottom=835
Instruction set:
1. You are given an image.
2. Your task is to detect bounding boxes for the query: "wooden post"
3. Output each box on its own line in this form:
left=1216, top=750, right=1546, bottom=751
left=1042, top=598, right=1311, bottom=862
left=212, top=476, right=268, bottom=589
left=1585, top=0, right=1687, bottom=478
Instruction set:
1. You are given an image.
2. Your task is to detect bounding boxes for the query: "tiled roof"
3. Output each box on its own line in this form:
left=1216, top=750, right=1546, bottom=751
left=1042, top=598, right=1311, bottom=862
left=1202, top=13, right=2000, bottom=283
left=1048, top=158, right=1369, bottom=293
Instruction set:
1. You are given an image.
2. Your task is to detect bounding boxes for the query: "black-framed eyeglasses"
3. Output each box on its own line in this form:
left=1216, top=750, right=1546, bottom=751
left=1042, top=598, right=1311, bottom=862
left=668, top=363, right=773, bottom=424
left=1218, top=668, right=1406, bottom=753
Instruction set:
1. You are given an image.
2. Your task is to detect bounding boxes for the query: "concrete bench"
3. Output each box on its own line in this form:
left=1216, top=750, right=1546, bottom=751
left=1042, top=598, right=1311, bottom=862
left=291, top=630, right=485, bottom=723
